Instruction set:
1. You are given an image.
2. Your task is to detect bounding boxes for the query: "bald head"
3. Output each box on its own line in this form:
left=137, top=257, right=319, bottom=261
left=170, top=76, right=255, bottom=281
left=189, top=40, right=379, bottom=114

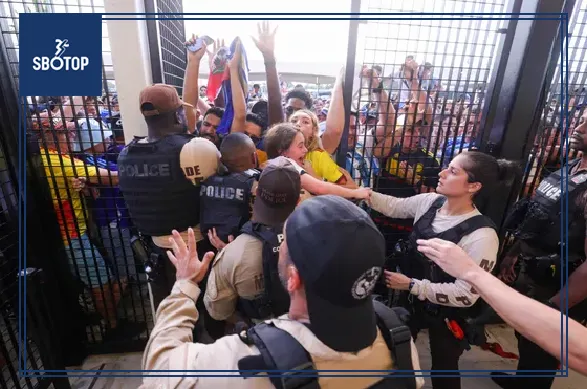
left=220, top=132, right=257, bottom=172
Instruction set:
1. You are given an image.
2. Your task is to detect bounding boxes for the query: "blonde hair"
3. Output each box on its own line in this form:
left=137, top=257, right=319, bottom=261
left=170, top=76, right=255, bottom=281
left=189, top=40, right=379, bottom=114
left=290, top=109, right=320, bottom=152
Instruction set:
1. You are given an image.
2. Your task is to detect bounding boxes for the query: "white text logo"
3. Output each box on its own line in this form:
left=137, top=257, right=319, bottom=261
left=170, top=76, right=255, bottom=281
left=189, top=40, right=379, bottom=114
left=32, top=39, right=89, bottom=71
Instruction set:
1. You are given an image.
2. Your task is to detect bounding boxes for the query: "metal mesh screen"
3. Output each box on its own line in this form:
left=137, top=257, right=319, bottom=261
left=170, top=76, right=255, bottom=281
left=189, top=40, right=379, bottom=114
left=0, top=0, right=152, bottom=354
left=521, top=0, right=587, bottom=198
left=156, top=0, right=187, bottom=96
left=352, top=0, right=508, bottom=249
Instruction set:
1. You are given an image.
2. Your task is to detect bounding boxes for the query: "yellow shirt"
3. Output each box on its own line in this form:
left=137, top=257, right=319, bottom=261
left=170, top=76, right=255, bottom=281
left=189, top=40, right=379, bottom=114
left=305, top=149, right=343, bottom=183
left=256, top=149, right=268, bottom=166
left=40, top=150, right=98, bottom=242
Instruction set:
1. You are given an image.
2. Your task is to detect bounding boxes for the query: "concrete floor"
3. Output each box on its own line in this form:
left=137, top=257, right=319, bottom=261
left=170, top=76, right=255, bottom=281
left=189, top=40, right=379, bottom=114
left=67, top=325, right=586, bottom=389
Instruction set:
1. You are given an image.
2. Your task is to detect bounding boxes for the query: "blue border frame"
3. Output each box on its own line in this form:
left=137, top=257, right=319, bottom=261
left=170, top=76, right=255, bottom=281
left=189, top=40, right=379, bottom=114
left=18, top=11, right=569, bottom=379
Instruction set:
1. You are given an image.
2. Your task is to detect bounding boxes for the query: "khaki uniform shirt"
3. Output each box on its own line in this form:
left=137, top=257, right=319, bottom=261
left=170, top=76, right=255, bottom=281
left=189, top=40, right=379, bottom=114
left=139, top=280, right=425, bottom=389
left=204, top=234, right=264, bottom=321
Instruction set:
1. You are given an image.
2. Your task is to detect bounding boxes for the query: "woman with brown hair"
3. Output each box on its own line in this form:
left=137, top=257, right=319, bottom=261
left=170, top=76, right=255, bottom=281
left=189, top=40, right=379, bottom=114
left=289, top=109, right=356, bottom=187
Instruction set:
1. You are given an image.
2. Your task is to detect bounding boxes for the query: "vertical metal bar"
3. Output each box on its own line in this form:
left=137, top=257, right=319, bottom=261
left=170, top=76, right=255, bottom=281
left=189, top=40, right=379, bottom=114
left=336, top=0, right=361, bottom=168
left=477, top=0, right=523, bottom=153
left=479, top=0, right=576, bottom=230
left=144, top=0, right=164, bottom=84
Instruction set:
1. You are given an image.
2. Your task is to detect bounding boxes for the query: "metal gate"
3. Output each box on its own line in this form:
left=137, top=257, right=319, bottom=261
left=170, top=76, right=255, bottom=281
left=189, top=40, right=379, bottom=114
left=144, top=0, right=188, bottom=95
left=347, top=0, right=511, bottom=248
left=522, top=0, right=587, bottom=197
left=0, top=0, right=159, bottom=356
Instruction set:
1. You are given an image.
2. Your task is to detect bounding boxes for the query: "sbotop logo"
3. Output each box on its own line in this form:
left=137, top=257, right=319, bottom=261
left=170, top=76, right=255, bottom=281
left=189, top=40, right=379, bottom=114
left=32, top=38, right=89, bottom=72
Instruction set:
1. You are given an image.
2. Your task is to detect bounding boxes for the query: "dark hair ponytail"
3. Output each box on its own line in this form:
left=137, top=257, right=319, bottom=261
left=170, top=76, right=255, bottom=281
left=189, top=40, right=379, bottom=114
left=459, top=151, right=522, bottom=210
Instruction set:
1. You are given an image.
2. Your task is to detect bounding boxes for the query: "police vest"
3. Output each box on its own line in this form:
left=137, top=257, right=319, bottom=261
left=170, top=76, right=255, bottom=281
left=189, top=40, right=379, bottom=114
left=505, top=158, right=587, bottom=255
left=237, top=221, right=290, bottom=320
left=406, top=197, right=496, bottom=314
left=199, top=169, right=258, bottom=241
left=237, top=299, right=417, bottom=389
left=117, top=134, right=201, bottom=237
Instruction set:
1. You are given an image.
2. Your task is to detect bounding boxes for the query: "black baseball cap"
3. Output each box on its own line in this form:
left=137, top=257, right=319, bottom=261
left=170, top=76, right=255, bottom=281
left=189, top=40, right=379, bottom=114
left=285, top=195, right=385, bottom=352
left=253, top=156, right=301, bottom=226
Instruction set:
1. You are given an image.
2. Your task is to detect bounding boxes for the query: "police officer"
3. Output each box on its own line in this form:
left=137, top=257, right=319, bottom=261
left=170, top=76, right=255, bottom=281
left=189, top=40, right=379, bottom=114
left=117, top=84, right=220, bottom=310
left=200, top=133, right=259, bottom=245
left=370, top=151, right=519, bottom=389
left=203, top=156, right=299, bottom=329
left=139, top=195, right=426, bottom=389
left=492, top=109, right=587, bottom=389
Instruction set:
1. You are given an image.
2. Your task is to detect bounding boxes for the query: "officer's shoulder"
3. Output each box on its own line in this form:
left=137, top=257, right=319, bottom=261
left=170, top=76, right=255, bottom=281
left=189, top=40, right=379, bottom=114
left=224, top=233, right=263, bottom=254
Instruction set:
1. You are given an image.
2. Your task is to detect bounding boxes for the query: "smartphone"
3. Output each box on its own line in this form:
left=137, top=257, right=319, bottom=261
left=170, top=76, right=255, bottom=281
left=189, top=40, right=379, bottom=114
left=186, top=35, right=214, bottom=52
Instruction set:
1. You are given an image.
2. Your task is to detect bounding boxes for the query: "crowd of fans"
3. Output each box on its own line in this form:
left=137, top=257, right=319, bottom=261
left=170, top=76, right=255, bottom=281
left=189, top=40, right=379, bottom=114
left=25, top=20, right=587, bottom=389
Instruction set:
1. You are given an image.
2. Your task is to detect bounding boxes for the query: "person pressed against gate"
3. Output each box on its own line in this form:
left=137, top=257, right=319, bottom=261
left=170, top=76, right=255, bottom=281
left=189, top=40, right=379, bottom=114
left=370, top=150, right=520, bottom=389
left=289, top=109, right=352, bottom=186
left=263, top=123, right=371, bottom=202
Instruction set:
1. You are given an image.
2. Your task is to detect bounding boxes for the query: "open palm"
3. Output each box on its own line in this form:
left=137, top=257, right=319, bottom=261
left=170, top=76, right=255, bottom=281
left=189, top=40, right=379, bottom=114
left=252, top=21, right=277, bottom=55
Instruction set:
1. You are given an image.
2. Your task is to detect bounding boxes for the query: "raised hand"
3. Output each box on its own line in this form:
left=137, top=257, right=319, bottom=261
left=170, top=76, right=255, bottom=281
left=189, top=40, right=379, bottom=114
left=185, top=34, right=207, bottom=63
left=361, top=66, right=382, bottom=90
left=228, top=40, right=243, bottom=71
left=207, top=38, right=225, bottom=69
left=167, top=228, right=214, bottom=284
left=208, top=228, right=234, bottom=251
left=252, top=21, right=277, bottom=57
left=71, top=177, right=87, bottom=192
left=404, top=57, right=419, bottom=81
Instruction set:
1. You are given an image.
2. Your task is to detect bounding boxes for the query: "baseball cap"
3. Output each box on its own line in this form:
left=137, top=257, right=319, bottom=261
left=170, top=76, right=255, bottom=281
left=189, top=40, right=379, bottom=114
left=253, top=156, right=301, bottom=226
left=139, top=84, right=193, bottom=116
left=285, top=195, right=385, bottom=352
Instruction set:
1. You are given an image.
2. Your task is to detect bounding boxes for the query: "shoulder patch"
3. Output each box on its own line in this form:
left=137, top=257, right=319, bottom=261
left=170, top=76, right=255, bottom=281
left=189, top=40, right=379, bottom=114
left=243, top=168, right=261, bottom=178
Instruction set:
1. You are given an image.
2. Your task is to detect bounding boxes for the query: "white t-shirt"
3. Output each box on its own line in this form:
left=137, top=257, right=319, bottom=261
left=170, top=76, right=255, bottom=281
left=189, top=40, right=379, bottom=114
left=370, top=191, right=499, bottom=308
left=283, top=157, right=307, bottom=175
left=72, top=118, right=113, bottom=152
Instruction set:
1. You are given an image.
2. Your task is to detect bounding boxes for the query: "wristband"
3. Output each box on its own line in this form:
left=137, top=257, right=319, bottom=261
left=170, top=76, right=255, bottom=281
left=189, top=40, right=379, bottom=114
left=408, top=279, right=415, bottom=292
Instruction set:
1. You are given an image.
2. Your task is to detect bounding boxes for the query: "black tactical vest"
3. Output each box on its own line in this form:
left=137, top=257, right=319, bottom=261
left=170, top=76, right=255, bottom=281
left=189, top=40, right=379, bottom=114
left=238, top=221, right=290, bottom=320
left=407, top=197, right=497, bottom=285
left=199, top=169, right=258, bottom=242
left=505, top=158, right=587, bottom=255
left=117, top=134, right=202, bottom=237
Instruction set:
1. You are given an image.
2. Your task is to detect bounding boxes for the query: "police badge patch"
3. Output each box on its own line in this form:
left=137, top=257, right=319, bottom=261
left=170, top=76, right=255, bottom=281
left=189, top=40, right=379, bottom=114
left=571, top=173, right=587, bottom=185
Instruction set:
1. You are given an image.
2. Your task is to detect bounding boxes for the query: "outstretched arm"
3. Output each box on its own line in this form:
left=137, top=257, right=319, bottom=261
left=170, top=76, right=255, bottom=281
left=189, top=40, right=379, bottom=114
left=229, top=42, right=246, bottom=133
left=417, top=238, right=587, bottom=374
left=252, top=21, right=283, bottom=127
left=183, top=34, right=207, bottom=132
left=321, top=67, right=345, bottom=155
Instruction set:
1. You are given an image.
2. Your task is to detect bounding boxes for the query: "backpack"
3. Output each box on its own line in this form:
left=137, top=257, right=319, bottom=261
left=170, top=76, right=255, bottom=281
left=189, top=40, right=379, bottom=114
left=237, top=298, right=417, bottom=389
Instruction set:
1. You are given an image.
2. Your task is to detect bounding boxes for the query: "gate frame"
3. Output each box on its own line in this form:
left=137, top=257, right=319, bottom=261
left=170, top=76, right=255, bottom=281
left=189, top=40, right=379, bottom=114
left=478, top=0, right=575, bottom=231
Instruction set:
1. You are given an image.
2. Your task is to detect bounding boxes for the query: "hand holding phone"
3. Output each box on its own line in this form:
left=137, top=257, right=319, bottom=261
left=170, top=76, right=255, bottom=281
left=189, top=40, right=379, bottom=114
left=186, top=35, right=214, bottom=52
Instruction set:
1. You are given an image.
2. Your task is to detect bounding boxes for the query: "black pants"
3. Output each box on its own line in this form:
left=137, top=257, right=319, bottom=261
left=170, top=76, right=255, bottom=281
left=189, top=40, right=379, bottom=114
left=410, top=314, right=465, bottom=389
left=507, top=270, right=587, bottom=389
left=148, top=239, right=226, bottom=341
